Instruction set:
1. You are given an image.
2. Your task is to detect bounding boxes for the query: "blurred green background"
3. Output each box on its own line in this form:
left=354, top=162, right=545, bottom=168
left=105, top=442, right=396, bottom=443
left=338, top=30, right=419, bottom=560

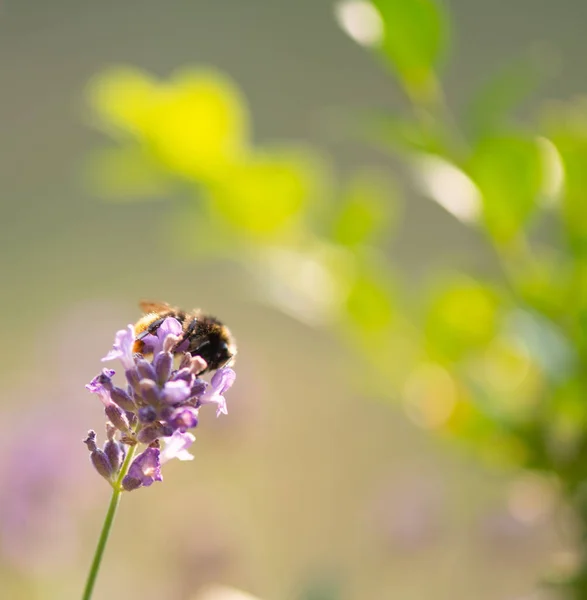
left=2, top=1, right=587, bottom=599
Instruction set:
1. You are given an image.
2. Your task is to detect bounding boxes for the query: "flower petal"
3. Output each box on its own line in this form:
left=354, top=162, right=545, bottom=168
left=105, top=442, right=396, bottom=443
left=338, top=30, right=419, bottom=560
left=210, top=368, right=236, bottom=395
left=85, top=375, right=113, bottom=407
left=126, top=447, right=162, bottom=487
left=102, top=325, right=136, bottom=370
left=169, top=406, right=199, bottom=432
left=160, top=431, right=195, bottom=463
left=145, top=317, right=184, bottom=355
left=198, top=368, right=235, bottom=417
left=161, top=380, right=192, bottom=405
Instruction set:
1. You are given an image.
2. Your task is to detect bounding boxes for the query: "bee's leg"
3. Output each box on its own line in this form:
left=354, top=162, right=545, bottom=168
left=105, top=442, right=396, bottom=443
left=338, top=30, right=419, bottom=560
left=135, top=317, right=166, bottom=341
left=174, top=318, right=199, bottom=350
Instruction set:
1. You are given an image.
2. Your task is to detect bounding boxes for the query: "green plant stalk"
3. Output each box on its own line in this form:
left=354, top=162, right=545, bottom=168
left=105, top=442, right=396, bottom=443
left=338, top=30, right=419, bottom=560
left=81, top=444, right=137, bottom=600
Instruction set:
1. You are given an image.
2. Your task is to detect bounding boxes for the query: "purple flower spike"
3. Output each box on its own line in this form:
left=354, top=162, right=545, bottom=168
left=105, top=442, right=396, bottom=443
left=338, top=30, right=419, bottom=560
left=169, top=406, right=199, bottom=432
left=161, top=380, right=192, bottom=405
left=198, top=367, right=236, bottom=417
left=85, top=311, right=236, bottom=490
left=102, top=325, right=136, bottom=370
left=122, top=447, right=162, bottom=491
left=160, top=431, right=195, bottom=463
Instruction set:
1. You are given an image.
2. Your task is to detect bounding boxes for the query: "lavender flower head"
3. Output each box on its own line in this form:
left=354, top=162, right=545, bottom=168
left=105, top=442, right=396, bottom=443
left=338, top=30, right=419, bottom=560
left=85, top=318, right=235, bottom=491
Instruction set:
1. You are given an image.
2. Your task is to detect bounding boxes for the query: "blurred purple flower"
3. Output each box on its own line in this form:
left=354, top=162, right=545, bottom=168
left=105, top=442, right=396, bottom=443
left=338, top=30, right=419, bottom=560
left=0, top=402, right=96, bottom=573
left=367, top=472, right=444, bottom=552
left=0, top=301, right=156, bottom=572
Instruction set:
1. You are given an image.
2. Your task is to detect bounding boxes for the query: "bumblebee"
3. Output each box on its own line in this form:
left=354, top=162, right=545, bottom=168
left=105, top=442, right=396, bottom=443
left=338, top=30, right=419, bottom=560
left=133, top=300, right=236, bottom=373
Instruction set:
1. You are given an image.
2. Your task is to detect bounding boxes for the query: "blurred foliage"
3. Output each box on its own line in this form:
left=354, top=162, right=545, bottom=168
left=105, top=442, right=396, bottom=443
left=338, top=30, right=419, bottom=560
left=371, top=0, right=449, bottom=102
left=85, top=1, right=587, bottom=597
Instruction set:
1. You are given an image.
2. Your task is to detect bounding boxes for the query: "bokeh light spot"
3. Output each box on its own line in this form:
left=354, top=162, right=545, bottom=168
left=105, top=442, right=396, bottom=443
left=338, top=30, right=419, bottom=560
left=403, top=363, right=457, bottom=429
left=507, top=474, right=558, bottom=525
left=413, top=154, right=482, bottom=224
left=335, top=0, right=384, bottom=47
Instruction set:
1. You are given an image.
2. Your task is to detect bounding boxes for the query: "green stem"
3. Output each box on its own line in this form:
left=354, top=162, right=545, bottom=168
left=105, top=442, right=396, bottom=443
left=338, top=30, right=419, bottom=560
left=81, top=444, right=137, bottom=600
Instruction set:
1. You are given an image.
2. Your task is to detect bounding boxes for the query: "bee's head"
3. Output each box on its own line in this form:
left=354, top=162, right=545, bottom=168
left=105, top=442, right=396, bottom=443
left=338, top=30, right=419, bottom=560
left=190, top=325, right=236, bottom=372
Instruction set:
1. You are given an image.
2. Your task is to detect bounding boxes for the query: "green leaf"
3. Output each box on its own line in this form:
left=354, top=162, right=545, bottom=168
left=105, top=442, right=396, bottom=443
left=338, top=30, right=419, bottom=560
left=87, top=66, right=250, bottom=180
left=363, top=111, right=454, bottom=157
left=206, top=148, right=326, bottom=239
left=425, top=276, right=500, bottom=362
left=465, top=54, right=545, bottom=142
left=467, top=134, right=543, bottom=242
left=331, top=169, right=398, bottom=247
left=371, top=0, right=449, bottom=101
left=87, top=66, right=158, bottom=138
left=544, top=100, right=587, bottom=256
left=345, top=264, right=395, bottom=334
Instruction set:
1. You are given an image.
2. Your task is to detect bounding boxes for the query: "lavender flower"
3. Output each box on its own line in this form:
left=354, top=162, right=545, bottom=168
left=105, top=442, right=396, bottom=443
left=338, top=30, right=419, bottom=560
left=121, top=447, right=162, bottom=491
left=85, top=317, right=236, bottom=491
left=160, top=430, right=196, bottom=462
left=198, top=368, right=236, bottom=417
left=101, top=325, right=135, bottom=370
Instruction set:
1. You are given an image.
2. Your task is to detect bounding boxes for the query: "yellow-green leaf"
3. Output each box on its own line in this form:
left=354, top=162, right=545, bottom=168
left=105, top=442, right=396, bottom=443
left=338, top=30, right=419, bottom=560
left=545, top=100, right=587, bottom=255
left=371, top=0, right=449, bottom=101
left=331, top=169, right=398, bottom=247
left=468, top=134, right=543, bottom=243
left=206, top=149, right=325, bottom=239
left=425, top=277, right=500, bottom=361
left=147, top=69, right=249, bottom=179
left=87, top=66, right=250, bottom=180
left=87, top=66, right=158, bottom=137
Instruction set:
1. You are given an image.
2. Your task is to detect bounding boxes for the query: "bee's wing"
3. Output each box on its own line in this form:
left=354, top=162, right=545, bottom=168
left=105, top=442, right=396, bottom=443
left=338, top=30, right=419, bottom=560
left=139, top=300, right=172, bottom=314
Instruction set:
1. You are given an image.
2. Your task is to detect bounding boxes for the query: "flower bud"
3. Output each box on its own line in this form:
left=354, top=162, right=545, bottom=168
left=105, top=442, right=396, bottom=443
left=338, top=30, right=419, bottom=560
left=137, top=424, right=162, bottom=444
left=138, top=378, right=160, bottom=406
left=90, top=449, right=114, bottom=481
left=136, top=358, right=157, bottom=382
left=104, top=439, right=124, bottom=474
left=138, top=406, right=157, bottom=424
left=163, top=333, right=181, bottom=353
left=154, top=351, right=173, bottom=385
left=83, top=430, right=98, bottom=452
left=105, top=403, right=130, bottom=433
left=125, top=368, right=141, bottom=392
left=121, top=475, right=142, bottom=492
left=110, top=387, right=135, bottom=412
left=190, top=356, right=207, bottom=375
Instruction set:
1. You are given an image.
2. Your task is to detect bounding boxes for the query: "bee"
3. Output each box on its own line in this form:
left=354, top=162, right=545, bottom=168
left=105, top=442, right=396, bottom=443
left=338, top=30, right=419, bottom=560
left=133, top=300, right=236, bottom=373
